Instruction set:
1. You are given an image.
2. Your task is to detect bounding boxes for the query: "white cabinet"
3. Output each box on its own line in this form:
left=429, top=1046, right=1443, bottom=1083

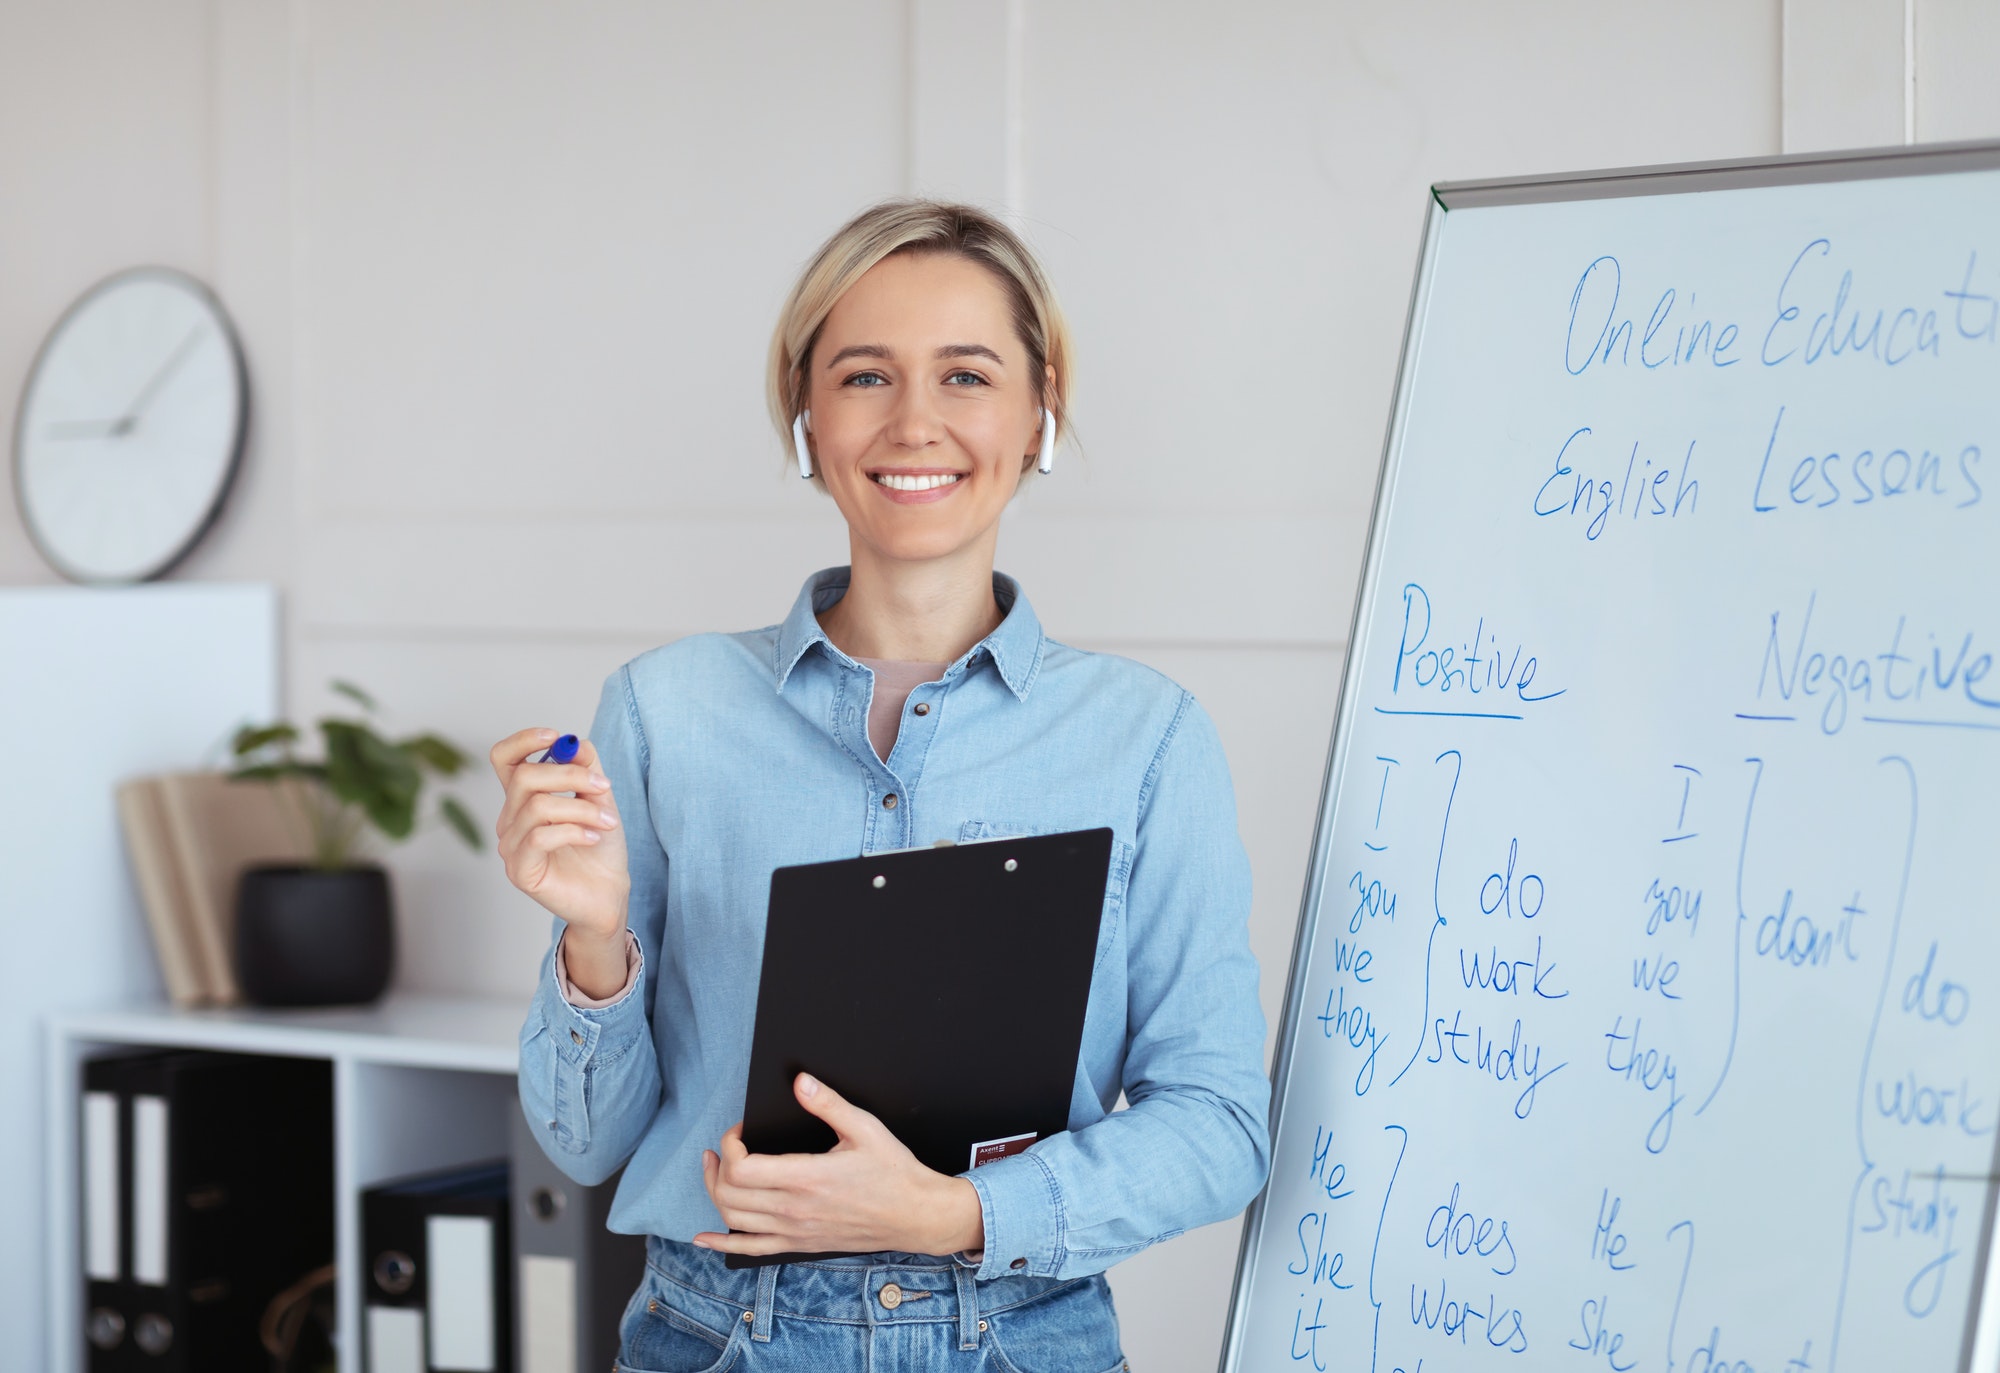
left=46, top=994, right=524, bottom=1373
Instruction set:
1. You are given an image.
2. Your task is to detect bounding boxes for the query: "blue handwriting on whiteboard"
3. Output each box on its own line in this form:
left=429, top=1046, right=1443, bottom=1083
left=1901, top=943, right=1968, bottom=1026
left=1751, top=594, right=2000, bottom=734
left=1460, top=936, right=1566, bottom=1001
left=1318, top=983, right=1391, bottom=1097
left=1564, top=256, right=1742, bottom=373
left=1480, top=838, right=1546, bottom=920
left=1762, top=242, right=1997, bottom=367
left=1562, top=245, right=1998, bottom=378
left=1860, top=1166, right=1961, bottom=1318
left=1572, top=1194, right=1639, bottom=1369
left=1408, top=1279, right=1529, bottom=1356
left=1425, top=1010, right=1565, bottom=1120
left=1387, top=583, right=1564, bottom=716
left=1751, top=405, right=1982, bottom=514
left=1533, top=425, right=1701, bottom=540
left=1602, top=1016, right=1686, bottom=1154
left=1426, top=1182, right=1520, bottom=1277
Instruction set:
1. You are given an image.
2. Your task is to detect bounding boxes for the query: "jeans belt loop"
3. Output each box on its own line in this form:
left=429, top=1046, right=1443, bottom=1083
left=955, top=1263, right=980, bottom=1350
left=752, top=1263, right=779, bottom=1343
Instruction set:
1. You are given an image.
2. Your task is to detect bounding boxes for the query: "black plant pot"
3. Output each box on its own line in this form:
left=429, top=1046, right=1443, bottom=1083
left=235, top=864, right=395, bottom=1007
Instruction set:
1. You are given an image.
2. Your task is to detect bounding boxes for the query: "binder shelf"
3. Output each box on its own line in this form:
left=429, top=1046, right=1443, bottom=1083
left=46, top=995, right=523, bottom=1373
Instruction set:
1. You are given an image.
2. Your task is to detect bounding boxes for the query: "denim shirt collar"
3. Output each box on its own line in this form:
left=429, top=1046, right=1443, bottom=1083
left=772, top=566, right=1045, bottom=701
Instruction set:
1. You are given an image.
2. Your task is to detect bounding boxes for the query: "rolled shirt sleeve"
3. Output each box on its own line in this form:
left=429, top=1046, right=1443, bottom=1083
left=556, top=928, right=643, bottom=1008
left=963, top=692, right=1272, bottom=1280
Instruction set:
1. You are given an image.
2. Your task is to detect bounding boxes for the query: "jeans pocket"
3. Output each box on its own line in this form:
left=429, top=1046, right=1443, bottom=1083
left=616, top=1277, right=745, bottom=1373
left=986, top=1275, right=1126, bottom=1373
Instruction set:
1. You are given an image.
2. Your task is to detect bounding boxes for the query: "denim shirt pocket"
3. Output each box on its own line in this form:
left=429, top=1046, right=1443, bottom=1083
left=957, top=821, right=1133, bottom=974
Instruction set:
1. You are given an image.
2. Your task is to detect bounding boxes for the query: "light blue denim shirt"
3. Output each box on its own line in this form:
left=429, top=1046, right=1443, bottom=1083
left=518, top=568, right=1271, bottom=1281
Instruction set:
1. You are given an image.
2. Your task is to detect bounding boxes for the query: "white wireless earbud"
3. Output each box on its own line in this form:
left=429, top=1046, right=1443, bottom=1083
left=1037, top=407, right=1057, bottom=475
left=793, top=410, right=813, bottom=480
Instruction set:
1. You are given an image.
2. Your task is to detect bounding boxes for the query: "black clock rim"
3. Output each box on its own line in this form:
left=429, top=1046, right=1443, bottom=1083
left=11, top=264, right=250, bottom=586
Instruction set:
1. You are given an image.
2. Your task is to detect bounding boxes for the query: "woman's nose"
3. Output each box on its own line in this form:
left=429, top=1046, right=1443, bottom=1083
left=885, top=388, right=944, bottom=449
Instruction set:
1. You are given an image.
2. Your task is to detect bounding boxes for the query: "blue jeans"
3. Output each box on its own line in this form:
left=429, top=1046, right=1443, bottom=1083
left=617, top=1238, right=1128, bottom=1372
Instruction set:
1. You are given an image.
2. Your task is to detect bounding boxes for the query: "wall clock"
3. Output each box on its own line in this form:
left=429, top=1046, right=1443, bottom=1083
left=12, top=267, right=248, bottom=583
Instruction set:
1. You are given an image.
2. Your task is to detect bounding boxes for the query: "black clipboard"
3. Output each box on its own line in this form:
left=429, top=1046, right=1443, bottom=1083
left=729, top=826, right=1113, bottom=1267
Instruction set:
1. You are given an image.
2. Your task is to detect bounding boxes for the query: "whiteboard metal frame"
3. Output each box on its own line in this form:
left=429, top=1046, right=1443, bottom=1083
left=1217, top=137, right=2000, bottom=1373
left=1437, top=136, right=2000, bottom=209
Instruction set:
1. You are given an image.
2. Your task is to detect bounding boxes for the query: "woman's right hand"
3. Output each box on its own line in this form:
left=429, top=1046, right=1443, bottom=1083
left=490, top=728, right=632, bottom=945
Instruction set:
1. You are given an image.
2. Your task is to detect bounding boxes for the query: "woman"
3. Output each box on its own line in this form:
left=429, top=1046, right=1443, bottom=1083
left=494, top=201, right=1269, bottom=1372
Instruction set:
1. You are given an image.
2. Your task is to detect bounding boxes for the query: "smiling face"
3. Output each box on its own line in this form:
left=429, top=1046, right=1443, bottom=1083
left=804, top=251, right=1047, bottom=569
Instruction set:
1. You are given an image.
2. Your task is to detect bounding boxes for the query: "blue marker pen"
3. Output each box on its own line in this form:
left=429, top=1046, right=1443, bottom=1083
left=532, top=733, right=580, bottom=766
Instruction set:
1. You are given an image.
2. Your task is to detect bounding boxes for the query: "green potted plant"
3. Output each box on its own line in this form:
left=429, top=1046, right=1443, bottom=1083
left=228, top=681, right=482, bottom=1006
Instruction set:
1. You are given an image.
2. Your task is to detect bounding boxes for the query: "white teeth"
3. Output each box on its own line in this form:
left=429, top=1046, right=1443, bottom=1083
left=875, top=472, right=963, bottom=491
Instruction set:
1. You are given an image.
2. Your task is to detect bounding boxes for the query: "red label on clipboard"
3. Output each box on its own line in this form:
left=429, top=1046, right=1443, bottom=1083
left=970, top=1132, right=1038, bottom=1169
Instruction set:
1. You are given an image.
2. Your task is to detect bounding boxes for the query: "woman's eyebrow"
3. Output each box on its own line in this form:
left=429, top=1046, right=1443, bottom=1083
left=936, top=344, right=1004, bottom=364
left=823, top=342, right=1006, bottom=368
left=824, top=343, right=892, bottom=369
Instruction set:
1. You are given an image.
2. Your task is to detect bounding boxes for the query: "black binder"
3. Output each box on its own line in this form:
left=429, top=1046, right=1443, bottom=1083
left=79, top=1051, right=334, bottom=1373
left=733, top=827, right=1112, bottom=1267
left=363, top=1161, right=512, bottom=1373
left=509, top=1110, right=645, bottom=1373
left=82, top=1051, right=169, bottom=1373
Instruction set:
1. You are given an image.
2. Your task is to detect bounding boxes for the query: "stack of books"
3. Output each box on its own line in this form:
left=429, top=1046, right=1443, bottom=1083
left=114, top=773, right=307, bottom=1005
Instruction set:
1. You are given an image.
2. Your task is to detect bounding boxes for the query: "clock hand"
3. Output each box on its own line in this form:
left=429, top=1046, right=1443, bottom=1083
left=43, top=418, right=127, bottom=441
left=112, top=323, right=208, bottom=435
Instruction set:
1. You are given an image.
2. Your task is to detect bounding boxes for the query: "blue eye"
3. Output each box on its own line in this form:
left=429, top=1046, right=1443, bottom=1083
left=944, top=370, right=987, bottom=386
left=844, top=371, right=887, bottom=387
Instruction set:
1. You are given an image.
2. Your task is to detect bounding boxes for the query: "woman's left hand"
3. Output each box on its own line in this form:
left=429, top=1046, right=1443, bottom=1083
left=693, top=1074, right=985, bottom=1258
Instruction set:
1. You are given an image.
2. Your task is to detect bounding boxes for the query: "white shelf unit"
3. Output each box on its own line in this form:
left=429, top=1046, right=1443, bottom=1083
left=46, top=994, right=525, bottom=1373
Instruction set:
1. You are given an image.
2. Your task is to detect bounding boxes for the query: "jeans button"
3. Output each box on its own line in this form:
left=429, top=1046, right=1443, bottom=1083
left=882, top=793, right=898, bottom=809
left=879, top=1282, right=903, bottom=1310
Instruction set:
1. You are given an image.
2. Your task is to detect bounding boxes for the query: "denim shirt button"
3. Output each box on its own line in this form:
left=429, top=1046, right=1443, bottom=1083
left=1009, top=1258, right=1026, bottom=1270
left=570, top=1029, right=584, bottom=1046
left=882, top=793, right=899, bottom=809
left=913, top=702, right=929, bottom=716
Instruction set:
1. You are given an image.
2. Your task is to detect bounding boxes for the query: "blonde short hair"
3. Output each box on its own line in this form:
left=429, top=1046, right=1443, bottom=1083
left=767, top=200, right=1073, bottom=479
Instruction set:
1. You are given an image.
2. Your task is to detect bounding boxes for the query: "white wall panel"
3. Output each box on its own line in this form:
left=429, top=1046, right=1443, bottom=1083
left=1015, top=0, right=1781, bottom=648
left=1783, top=0, right=1910, bottom=150
left=173, top=0, right=301, bottom=598
left=910, top=0, right=1019, bottom=208
left=0, top=0, right=217, bottom=584
left=294, top=0, right=906, bottom=524
left=1916, top=0, right=2000, bottom=142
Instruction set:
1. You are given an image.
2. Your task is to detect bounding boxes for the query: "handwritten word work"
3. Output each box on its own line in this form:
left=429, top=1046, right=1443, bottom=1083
left=1229, top=165, right=2000, bottom=1373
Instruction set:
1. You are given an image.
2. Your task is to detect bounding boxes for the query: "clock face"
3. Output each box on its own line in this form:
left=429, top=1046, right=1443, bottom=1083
left=13, top=268, right=246, bottom=583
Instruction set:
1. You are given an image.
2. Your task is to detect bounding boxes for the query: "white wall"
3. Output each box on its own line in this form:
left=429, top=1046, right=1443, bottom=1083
left=5, top=3, right=1994, bottom=1368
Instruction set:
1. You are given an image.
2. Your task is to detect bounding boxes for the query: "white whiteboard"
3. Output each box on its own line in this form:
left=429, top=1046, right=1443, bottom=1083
left=1224, top=145, right=2000, bottom=1373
